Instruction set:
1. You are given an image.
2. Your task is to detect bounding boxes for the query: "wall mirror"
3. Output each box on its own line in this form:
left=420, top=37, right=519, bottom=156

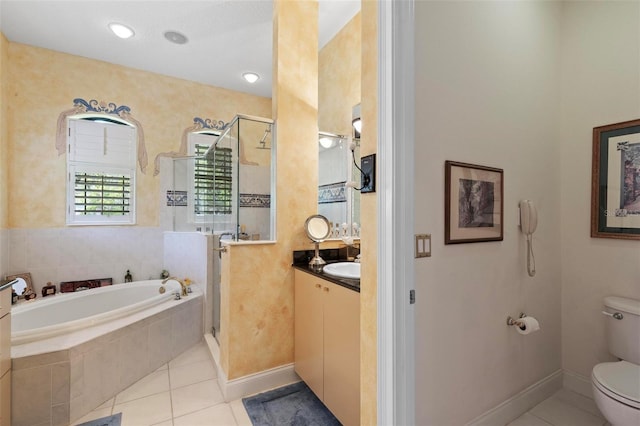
left=318, top=133, right=360, bottom=239
left=317, top=6, right=362, bottom=240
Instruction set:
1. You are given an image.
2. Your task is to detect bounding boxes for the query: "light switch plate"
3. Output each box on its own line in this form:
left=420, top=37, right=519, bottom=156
left=415, top=234, right=431, bottom=258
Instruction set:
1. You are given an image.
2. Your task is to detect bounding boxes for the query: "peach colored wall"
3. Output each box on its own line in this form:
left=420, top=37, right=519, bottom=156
left=359, top=1, right=378, bottom=423
left=318, top=13, right=361, bottom=136
left=7, top=43, right=271, bottom=229
left=219, top=0, right=319, bottom=380
left=0, top=33, right=8, bottom=229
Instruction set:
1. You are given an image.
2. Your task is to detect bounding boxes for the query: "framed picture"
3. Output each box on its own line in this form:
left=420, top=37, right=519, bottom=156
left=445, top=161, right=504, bottom=244
left=591, top=118, right=640, bottom=240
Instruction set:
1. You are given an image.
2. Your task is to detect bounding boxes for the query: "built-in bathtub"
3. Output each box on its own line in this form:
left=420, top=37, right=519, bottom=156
left=11, top=280, right=204, bottom=426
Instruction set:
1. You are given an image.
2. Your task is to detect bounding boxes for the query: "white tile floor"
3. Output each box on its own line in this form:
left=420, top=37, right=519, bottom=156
left=507, top=388, right=609, bottom=426
left=72, top=342, right=610, bottom=426
left=71, top=341, right=253, bottom=426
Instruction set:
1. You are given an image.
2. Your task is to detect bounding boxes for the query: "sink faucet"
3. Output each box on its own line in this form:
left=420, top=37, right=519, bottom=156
left=161, top=277, right=188, bottom=297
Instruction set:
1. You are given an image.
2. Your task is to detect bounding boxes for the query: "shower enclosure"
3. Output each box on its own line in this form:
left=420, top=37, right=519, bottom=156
left=167, top=114, right=275, bottom=341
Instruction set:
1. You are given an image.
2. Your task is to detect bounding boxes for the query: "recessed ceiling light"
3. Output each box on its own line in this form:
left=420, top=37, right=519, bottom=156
left=108, top=23, right=135, bottom=39
left=164, top=31, right=188, bottom=45
left=242, top=72, right=260, bottom=84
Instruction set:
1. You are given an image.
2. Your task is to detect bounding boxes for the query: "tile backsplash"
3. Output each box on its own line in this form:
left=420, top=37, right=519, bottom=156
left=7, top=227, right=164, bottom=295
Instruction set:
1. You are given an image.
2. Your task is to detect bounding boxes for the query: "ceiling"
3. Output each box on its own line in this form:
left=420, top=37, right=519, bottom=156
left=0, top=0, right=360, bottom=98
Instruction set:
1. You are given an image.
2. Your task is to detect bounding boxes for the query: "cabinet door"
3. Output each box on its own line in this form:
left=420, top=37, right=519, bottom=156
left=294, top=270, right=324, bottom=399
left=323, top=281, right=360, bottom=426
left=0, top=370, right=10, bottom=426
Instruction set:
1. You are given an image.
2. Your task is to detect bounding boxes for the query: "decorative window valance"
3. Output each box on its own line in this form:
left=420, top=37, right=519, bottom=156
left=56, top=98, right=148, bottom=173
left=153, top=117, right=228, bottom=176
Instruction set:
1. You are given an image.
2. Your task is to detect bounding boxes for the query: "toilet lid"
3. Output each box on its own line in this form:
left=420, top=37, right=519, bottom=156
left=593, top=361, right=640, bottom=406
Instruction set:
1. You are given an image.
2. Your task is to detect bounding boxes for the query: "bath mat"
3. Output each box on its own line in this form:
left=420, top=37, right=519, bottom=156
left=76, top=412, right=122, bottom=426
left=242, top=381, right=341, bottom=426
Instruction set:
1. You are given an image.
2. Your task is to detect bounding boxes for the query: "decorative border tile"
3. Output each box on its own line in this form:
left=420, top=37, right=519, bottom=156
left=167, top=190, right=188, bottom=207
left=239, top=193, right=271, bottom=208
left=319, top=182, right=346, bottom=204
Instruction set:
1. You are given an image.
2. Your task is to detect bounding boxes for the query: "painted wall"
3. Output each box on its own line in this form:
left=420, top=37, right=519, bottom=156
left=413, top=2, right=563, bottom=424
left=559, top=1, right=640, bottom=385
left=318, top=12, right=361, bottom=136
left=359, top=0, right=378, bottom=423
left=219, top=0, right=318, bottom=379
left=4, top=43, right=270, bottom=292
left=7, top=43, right=271, bottom=229
left=0, top=32, right=8, bottom=278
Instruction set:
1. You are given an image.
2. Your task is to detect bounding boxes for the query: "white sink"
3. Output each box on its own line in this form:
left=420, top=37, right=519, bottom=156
left=323, top=262, right=360, bottom=279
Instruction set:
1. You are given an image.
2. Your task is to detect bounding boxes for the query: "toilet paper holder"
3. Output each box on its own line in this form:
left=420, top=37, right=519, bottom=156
left=506, top=312, right=527, bottom=328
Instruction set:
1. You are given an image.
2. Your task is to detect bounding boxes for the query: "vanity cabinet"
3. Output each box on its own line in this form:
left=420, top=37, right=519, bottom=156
left=294, top=269, right=360, bottom=426
left=0, top=284, right=11, bottom=426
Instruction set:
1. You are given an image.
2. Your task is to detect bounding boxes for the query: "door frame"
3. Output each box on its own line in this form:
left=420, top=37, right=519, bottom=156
left=377, top=1, right=416, bottom=424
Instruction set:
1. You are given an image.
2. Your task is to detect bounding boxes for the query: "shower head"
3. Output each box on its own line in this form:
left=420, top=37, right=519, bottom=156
left=257, top=125, right=271, bottom=149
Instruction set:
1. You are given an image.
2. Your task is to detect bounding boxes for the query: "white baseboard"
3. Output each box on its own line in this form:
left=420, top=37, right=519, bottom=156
left=563, top=370, right=593, bottom=399
left=204, top=334, right=300, bottom=402
left=466, top=369, right=563, bottom=426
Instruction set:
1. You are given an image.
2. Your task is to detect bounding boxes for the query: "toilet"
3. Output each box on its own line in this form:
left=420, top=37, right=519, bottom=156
left=591, top=296, right=640, bottom=426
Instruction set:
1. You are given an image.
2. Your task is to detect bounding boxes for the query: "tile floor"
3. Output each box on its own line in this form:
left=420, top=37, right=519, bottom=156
left=71, top=341, right=252, bottom=426
left=73, top=342, right=609, bottom=426
left=507, top=388, right=609, bottom=426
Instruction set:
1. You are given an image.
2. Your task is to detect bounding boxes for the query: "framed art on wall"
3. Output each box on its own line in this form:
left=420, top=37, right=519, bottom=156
left=591, top=118, right=640, bottom=240
left=445, top=161, right=504, bottom=244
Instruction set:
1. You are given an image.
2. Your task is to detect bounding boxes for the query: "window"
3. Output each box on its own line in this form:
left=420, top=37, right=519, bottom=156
left=188, top=132, right=234, bottom=223
left=66, top=118, right=137, bottom=225
left=193, top=143, right=232, bottom=215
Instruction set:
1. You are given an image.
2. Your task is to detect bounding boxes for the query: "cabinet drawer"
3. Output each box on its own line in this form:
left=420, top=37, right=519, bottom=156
left=0, top=287, right=9, bottom=318
left=0, top=314, right=9, bottom=377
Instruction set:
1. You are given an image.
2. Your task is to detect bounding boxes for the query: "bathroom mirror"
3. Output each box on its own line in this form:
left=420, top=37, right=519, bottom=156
left=305, top=214, right=331, bottom=270
left=7, top=273, right=34, bottom=296
left=318, top=133, right=360, bottom=238
left=317, top=6, right=361, bottom=238
left=305, top=214, right=331, bottom=242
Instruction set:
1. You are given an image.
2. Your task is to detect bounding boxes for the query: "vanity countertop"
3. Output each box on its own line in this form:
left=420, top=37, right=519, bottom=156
left=293, top=263, right=360, bottom=293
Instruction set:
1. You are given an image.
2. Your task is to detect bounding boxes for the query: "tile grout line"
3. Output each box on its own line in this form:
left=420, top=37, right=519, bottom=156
left=166, top=364, right=176, bottom=425
left=526, top=410, right=555, bottom=426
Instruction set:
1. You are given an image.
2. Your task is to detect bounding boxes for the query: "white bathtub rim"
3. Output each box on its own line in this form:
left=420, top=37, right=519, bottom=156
left=12, top=289, right=202, bottom=359
left=11, top=280, right=183, bottom=345
left=11, top=279, right=177, bottom=314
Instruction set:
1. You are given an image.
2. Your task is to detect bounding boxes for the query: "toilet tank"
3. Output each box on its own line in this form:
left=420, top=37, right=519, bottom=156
left=604, top=296, right=640, bottom=364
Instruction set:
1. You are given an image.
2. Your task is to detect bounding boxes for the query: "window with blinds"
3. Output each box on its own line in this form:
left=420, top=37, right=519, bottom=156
left=194, top=144, right=232, bottom=215
left=73, top=172, right=131, bottom=216
left=67, top=119, right=137, bottom=225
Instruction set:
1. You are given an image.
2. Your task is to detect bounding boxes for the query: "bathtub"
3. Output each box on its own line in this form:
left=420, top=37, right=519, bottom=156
left=11, top=279, right=183, bottom=345
left=11, top=279, right=204, bottom=426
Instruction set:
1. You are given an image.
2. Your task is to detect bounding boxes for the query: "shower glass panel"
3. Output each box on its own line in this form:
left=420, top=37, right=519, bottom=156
left=205, top=114, right=275, bottom=241
left=169, top=114, right=275, bottom=240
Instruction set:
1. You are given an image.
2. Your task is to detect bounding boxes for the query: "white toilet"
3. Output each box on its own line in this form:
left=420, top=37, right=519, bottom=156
left=591, top=296, right=640, bottom=426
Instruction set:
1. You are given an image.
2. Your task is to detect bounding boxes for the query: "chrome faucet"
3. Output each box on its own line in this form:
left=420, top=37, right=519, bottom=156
left=219, top=231, right=236, bottom=241
left=161, top=277, right=188, bottom=297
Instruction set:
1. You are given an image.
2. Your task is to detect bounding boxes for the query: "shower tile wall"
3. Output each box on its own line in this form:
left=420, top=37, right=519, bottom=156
left=7, top=227, right=164, bottom=295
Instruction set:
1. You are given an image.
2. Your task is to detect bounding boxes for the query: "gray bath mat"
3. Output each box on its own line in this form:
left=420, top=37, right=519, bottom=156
left=76, top=412, right=122, bottom=426
left=242, top=381, right=341, bottom=426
